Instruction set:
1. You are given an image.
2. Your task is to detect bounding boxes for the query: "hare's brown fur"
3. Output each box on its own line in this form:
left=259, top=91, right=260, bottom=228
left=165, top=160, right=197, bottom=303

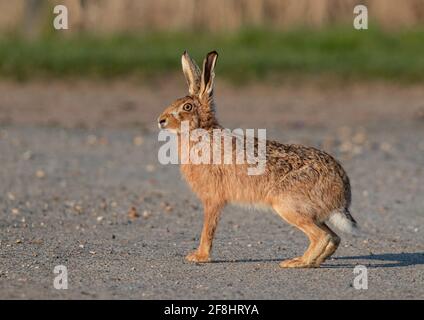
left=158, top=51, right=356, bottom=268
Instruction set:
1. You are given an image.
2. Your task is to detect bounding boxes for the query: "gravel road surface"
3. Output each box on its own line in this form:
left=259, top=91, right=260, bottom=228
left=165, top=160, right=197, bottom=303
left=0, top=81, right=423, bottom=299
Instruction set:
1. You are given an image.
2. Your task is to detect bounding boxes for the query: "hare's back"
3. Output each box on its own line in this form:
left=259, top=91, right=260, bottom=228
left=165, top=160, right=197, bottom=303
left=266, top=141, right=349, bottom=185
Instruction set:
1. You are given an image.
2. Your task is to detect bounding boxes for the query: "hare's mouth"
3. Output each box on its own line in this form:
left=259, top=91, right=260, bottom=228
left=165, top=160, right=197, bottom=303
left=158, top=119, right=179, bottom=134
left=160, top=127, right=179, bottom=135
left=158, top=118, right=168, bottom=129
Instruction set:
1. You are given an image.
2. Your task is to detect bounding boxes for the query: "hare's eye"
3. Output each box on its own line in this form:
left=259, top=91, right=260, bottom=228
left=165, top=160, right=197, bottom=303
left=183, top=103, right=193, bottom=112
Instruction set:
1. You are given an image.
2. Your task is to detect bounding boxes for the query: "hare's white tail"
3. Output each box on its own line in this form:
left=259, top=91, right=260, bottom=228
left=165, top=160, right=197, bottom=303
left=327, top=209, right=359, bottom=235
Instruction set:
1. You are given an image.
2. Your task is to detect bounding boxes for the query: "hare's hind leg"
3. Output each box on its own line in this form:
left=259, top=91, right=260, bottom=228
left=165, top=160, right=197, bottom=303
left=313, top=223, right=340, bottom=266
left=273, top=205, right=339, bottom=268
left=186, top=201, right=224, bottom=263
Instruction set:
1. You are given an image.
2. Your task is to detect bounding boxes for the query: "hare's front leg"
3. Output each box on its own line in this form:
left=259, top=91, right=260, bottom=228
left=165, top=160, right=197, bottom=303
left=186, top=202, right=224, bottom=263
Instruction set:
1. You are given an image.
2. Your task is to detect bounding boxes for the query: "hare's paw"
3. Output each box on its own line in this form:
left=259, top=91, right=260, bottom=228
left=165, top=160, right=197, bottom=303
left=279, top=257, right=319, bottom=268
left=185, top=251, right=210, bottom=263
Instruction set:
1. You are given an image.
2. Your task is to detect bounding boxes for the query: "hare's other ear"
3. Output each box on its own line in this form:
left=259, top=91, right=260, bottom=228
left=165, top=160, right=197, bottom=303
left=181, top=51, right=201, bottom=95
left=199, top=51, right=218, bottom=101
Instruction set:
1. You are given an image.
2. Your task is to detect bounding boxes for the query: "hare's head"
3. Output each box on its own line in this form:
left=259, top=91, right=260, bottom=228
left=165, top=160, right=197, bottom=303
left=158, top=51, right=219, bottom=133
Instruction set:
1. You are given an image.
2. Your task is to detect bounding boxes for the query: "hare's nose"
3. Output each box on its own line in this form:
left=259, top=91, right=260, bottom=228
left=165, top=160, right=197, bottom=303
left=158, top=118, right=168, bottom=129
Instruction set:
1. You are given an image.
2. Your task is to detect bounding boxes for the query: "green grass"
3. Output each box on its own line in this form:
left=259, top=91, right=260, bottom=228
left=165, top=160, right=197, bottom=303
left=1, top=28, right=424, bottom=83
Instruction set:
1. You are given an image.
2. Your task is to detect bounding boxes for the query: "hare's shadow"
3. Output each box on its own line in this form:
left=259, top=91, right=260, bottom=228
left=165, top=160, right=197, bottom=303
left=331, top=252, right=424, bottom=268
left=210, top=252, right=424, bottom=268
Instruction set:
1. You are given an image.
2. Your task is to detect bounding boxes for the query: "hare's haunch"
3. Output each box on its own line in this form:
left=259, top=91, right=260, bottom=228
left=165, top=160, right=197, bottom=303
left=157, top=51, right=357, bottom=268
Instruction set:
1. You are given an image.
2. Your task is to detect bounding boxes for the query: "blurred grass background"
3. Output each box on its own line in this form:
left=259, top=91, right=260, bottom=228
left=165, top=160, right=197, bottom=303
left=0, top=0, right=423, bottom=83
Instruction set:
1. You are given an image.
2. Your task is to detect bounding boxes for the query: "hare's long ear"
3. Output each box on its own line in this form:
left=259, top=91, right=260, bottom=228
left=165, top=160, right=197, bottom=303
left=199, top=51, right=218, bottom=101
left=181, top=51, right=201, bottom=95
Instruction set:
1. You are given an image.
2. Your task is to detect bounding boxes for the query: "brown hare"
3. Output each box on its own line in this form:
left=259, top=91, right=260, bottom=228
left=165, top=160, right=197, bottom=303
left=157, top=50, right=357, bottom=268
